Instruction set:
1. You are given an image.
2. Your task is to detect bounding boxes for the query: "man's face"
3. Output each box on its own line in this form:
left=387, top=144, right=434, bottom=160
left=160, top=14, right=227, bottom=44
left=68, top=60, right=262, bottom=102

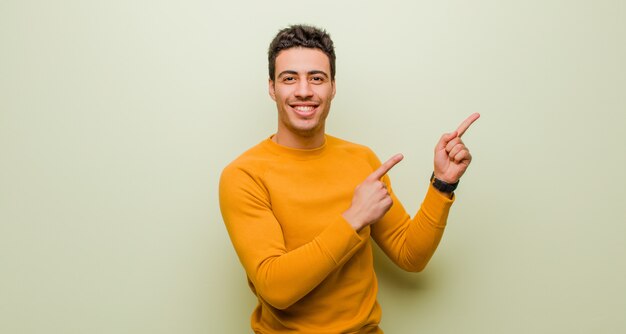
left=269, top=47, right=336, bottom=140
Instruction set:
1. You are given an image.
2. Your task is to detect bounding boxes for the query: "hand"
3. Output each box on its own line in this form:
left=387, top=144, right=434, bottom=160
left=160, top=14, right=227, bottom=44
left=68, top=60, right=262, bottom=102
left=343, top=154, right=404, bottom=231
left=434, top=113, right=480, bottom=184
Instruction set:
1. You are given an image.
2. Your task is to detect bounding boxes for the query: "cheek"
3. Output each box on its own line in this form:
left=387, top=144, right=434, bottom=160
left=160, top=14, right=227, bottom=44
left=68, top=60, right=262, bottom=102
left=316, top=87, right=334, bottom=101
left=275, top=88, right=292, bottom=102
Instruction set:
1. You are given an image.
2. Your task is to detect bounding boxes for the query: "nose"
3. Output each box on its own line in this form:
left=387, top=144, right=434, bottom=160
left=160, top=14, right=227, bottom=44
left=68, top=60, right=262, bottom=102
left=294, top=80, right=313, bottom=99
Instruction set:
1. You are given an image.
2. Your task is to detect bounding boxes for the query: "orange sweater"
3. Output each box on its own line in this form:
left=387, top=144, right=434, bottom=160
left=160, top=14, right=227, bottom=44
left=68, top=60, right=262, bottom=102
left=219, top=135, right=454, bottom=333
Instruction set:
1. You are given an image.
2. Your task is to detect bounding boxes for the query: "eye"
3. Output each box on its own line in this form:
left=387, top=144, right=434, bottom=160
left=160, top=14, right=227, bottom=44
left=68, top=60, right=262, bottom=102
left=310, top=76, right=325, bottom=84
left=282, top=76, right=296, bottom=83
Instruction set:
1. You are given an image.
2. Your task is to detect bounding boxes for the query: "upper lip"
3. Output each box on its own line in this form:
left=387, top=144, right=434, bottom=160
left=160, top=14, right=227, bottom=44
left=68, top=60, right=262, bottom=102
left=289, top=101, right=320, bottom=107
left=289, top=102, right=319, bottom=107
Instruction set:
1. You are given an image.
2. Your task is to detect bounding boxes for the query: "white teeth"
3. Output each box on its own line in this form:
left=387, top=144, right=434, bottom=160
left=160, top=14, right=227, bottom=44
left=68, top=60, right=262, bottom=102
left=294, top=106, right=314, bottom=112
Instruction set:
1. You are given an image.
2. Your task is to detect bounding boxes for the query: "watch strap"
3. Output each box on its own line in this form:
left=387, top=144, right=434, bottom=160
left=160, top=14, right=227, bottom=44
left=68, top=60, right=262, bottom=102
left=430, top=172, right=459, bottom=193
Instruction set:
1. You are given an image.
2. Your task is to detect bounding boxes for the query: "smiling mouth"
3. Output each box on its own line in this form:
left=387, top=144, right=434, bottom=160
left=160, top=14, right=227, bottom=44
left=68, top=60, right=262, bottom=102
left=290, top=104, right=318, bottom=117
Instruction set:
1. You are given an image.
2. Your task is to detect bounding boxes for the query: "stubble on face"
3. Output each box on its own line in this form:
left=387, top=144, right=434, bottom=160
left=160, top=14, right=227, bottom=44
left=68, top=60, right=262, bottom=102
left=269, top=47, right=336, bottom=148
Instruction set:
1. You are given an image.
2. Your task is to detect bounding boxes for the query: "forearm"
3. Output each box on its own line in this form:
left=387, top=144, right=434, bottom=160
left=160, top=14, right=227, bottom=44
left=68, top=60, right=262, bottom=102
left=398, top=193, right=449, bottom=271
left=372, top=184, right=454, bottom=272
left=229, top=217, right=367, bottom=310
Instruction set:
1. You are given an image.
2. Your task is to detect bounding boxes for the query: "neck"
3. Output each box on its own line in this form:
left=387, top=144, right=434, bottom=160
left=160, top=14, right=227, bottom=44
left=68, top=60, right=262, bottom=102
left=273, top=130, right=326, bottom=149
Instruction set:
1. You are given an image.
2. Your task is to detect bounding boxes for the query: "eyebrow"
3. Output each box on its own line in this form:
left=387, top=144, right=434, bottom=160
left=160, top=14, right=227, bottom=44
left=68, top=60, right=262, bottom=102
left=277, top=70, right=329, bottom=78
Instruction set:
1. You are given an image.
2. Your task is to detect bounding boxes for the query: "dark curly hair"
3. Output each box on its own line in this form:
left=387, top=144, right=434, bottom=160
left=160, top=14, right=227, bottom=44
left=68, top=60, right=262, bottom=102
left=268, top=24, right=336, bottom=81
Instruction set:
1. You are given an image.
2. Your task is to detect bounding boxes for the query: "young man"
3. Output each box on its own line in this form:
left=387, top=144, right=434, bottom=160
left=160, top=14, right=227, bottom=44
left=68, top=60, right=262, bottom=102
left=219, top=25, right=479, bottom=333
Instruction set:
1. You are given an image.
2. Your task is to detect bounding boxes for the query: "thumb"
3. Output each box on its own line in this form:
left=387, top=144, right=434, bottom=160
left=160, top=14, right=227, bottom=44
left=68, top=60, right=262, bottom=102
left=435, top=131, right=458, bottom=151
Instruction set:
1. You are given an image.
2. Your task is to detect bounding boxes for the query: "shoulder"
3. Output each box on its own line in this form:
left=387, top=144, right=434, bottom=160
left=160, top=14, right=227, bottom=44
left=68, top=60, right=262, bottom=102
left=326, top=134, right=375, bottom=155
left=219, top=140, right=278, bottom=210
left=220, top=139, right=275, bottom=187
left=326, top=135, right=381, bottom=167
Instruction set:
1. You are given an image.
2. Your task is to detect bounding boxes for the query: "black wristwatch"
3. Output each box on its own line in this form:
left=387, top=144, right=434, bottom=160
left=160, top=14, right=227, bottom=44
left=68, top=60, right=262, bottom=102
left=430, top=172, right=459, bottom=193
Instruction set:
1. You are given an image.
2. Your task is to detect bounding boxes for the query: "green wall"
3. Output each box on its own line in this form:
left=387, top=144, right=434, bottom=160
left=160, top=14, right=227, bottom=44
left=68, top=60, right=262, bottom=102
left=1, top=0, right=625, bottom=332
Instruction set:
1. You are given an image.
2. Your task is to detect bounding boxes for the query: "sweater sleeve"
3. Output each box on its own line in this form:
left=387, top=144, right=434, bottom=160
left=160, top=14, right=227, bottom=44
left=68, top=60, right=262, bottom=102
left=370, top=166, right=455, bottom=272
left=219, top=165, right=367, bottom=310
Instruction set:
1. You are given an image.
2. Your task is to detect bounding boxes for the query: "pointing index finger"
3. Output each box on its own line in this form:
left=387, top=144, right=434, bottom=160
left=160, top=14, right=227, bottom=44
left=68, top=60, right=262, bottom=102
left=456, top=113, right=481, bottom=138
left=367, top=153, right=404, bottom=181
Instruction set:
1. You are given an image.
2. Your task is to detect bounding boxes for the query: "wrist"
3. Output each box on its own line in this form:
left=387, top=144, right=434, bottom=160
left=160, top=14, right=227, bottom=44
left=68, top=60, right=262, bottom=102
left=430, top=172, right=459, bottom=194
left=341, top=210, right=363, bottom=231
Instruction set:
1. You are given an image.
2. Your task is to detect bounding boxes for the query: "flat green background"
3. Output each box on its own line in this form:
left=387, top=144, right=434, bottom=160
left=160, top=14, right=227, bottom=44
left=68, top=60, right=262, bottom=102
left=1, top=0, right=625, bottom=333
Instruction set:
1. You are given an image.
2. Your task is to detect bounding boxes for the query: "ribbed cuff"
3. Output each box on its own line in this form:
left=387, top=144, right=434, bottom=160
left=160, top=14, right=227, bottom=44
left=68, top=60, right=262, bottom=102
left=316, top=218, right=364, bottom=264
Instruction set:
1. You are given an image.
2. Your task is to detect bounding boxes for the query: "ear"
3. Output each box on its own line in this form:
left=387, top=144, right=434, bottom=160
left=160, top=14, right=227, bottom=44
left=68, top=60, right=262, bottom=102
left=331, top=80, right=336, bottom=99
left=268, top=79, right=276, bottom=101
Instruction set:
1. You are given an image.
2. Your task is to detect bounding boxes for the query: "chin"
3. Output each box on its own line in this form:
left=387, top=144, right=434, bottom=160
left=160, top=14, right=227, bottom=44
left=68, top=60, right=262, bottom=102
left=289, top=123, right=323, bottom=137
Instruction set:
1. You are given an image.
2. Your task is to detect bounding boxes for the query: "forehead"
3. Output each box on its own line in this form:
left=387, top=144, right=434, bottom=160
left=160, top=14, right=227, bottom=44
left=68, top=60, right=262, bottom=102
left=275, top=47, right=331, bottom=75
